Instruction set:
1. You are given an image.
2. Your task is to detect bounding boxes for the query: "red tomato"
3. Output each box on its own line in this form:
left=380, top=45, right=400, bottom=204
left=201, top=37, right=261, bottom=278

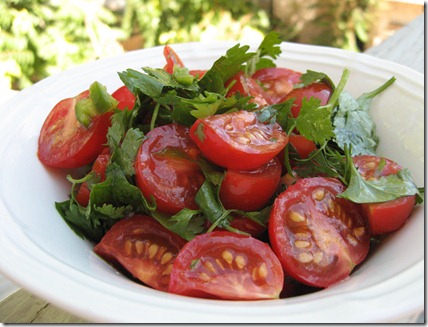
left=289, top=134, right=317, bottom=159
left=135, top=124, right=205, bottom=214
left=163, top=45, right=185, bottom=74
left=75, top=149, right=111, bottom=206
left=207, top=214, right=266, bottom=238
left=252, top=67, right=302, bottom=104
left=189, top=69, right=207, bottom=79
left=169, top=231, right=284, bottom=300
left=219, top=157, right=282, bottom=211
left=226, top=71, right=271, bottom=108
left=352, top=155, right=416, bottom=235
left=94, top=215, right=187, bottom=291
left=38, top=90, right=112, bottom=168
left=111, top=85, right=135, bottom=110
left=190, top=110, right=289, bottom=170
left=284, top=82, right=332, bottom=118
left=269, top=177, right=370, bottom=288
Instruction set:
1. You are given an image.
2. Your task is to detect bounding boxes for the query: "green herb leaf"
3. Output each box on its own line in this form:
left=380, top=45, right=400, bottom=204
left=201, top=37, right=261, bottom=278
left=295, top=98, right=335, bottom=144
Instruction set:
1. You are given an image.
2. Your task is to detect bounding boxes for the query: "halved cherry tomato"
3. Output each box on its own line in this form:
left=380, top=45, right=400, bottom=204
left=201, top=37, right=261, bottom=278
left=289, top=134, right=317, bottom=159
left=135, top=124, right=205, bottom=214
left=269, top=177, right=370, bottom=288
left=38, top=90, right=112, bottom=168
left=163, top=45, right=206, bottom=79
left=352, top=155, right=417, bottom=235
left=284, top=82, right=332, bottom=118
left=190, top=110, right=288, bottom=170
left=169, top=231, right=284, bottom=300
left=163, top=45, right=185, bottom=74
left=94, top=215, right=187, bottom=291
left=252, top=67, right=302, bottom=104
left=75, top=149, right=111, bottom=206
left=226, top=71, right=271, bottom=108
left=112, top=85, right=136, bottom=110
left=219, top=157, right=282, bottom=211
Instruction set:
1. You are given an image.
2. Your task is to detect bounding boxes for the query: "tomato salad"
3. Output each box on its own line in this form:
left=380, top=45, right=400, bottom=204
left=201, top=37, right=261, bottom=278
left=38, top=33, right=423, bottom=301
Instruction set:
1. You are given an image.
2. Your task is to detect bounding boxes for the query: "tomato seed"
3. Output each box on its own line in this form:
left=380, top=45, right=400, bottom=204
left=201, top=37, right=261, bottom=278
left=313, top=252, right=323, bottom=264
left=222, top=250, right=234, bottom=265
left=312, top=189, right=325, bottom=201
left=235, top=255, right=247, bottom=269
left=125, top=240, right=132, bottom=256
left=353, top=227, right=366, bottom=238
left=199, top=272, right=211, bottom=282
left=161, top=252, right=173, bottom=265
left=298, top=252, right=313, bottom=263
left=289, top=211, right=306, bottom=223
left=203, top=260, right=216, bottom=273
left=294, top=240, right=310, bottom=248
left=148, top=243, right=158, bottom=259
left=135, top=240, right=144, bottom=255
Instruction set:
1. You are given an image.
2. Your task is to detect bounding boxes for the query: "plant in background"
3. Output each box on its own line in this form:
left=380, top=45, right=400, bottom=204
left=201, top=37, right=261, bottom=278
left=309, top=0, right=379, bottom=51
left=118, top=0, right=273, bottom=48
left=0, top=0, right=124, bottom=90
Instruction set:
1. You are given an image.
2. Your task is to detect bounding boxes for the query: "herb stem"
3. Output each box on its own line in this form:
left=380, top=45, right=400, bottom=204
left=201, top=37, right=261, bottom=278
left=150, top=102, right=161, bottom=130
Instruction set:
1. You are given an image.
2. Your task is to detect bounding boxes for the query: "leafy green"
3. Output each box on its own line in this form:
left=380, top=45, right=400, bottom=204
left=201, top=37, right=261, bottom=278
left=296, top=97, right=335, bottom=144
left=246, top=31, right=282, bottom=75
left=332, top=77, right=395, bottom=155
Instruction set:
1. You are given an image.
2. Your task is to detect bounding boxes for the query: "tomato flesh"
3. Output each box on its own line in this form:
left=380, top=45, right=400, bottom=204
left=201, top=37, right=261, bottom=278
left=75, top=149, right=110, bottom=206
left=190, top=110, right=288, bottom=170
left=94, top=215, right=187, bottom=291
left=269, top=177, right=370, bottom=288
left=169, top=231, right=284, bottom=300
left=38, top=90, right=112, bottom=168
left=352, top=155, right=416, bottom=235
left=111, top=85, right=136, bottom=110
left=135, top=124, right=205, bottom=214
left=226, top=71, right=271, bottom=108
left=252, top=67, right=302, bottom=104
left=284, top=82, right=332, bottom=118
left=219, top=157, right=281, bottom=211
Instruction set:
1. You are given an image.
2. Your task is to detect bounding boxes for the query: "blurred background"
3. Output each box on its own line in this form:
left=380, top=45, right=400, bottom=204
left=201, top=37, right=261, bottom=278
left=1, top=0, right=424, bottom=91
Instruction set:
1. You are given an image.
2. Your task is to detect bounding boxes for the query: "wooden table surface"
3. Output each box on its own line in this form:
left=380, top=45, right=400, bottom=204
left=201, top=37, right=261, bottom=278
left=0, top=13, right=424, bottom=324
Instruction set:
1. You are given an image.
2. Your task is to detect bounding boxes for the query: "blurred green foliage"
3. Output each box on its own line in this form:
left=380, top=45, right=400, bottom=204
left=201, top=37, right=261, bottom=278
left=0, top=0, right=123, bottom=90
left=1, top=0, right=377, bottom=91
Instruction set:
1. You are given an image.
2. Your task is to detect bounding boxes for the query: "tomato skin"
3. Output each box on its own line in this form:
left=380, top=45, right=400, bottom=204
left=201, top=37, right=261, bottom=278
left=289, top=134, right=317, bottom=159
left=75, top=149, right=110, bottom=206
left=38, top=90, right=112, bottom=168
left=284, top=82, right=332, bottom=118
left=189, top=110, right=289, bottom=170
left=269, top=177, right=370, bottom=288
left=226, top=71, right=271, bottom=108
left=163, top=45, right=185, bottom=74
left=94, top=215, right=187, bottom=291
left=135, top=124, right=205, bottom=214
left=111, top=85, right=135, bottom=110
left=252, top=67, right=302, bottom=104
left=219, top=157, right=282, bottom=211
left=169, top=231, right=284, bottom=300
left=352, top=155, right=417, bottom=235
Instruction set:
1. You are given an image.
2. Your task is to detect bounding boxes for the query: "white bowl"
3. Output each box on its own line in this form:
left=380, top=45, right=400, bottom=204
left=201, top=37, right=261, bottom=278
left=0, top=42, right=424, bottom=323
